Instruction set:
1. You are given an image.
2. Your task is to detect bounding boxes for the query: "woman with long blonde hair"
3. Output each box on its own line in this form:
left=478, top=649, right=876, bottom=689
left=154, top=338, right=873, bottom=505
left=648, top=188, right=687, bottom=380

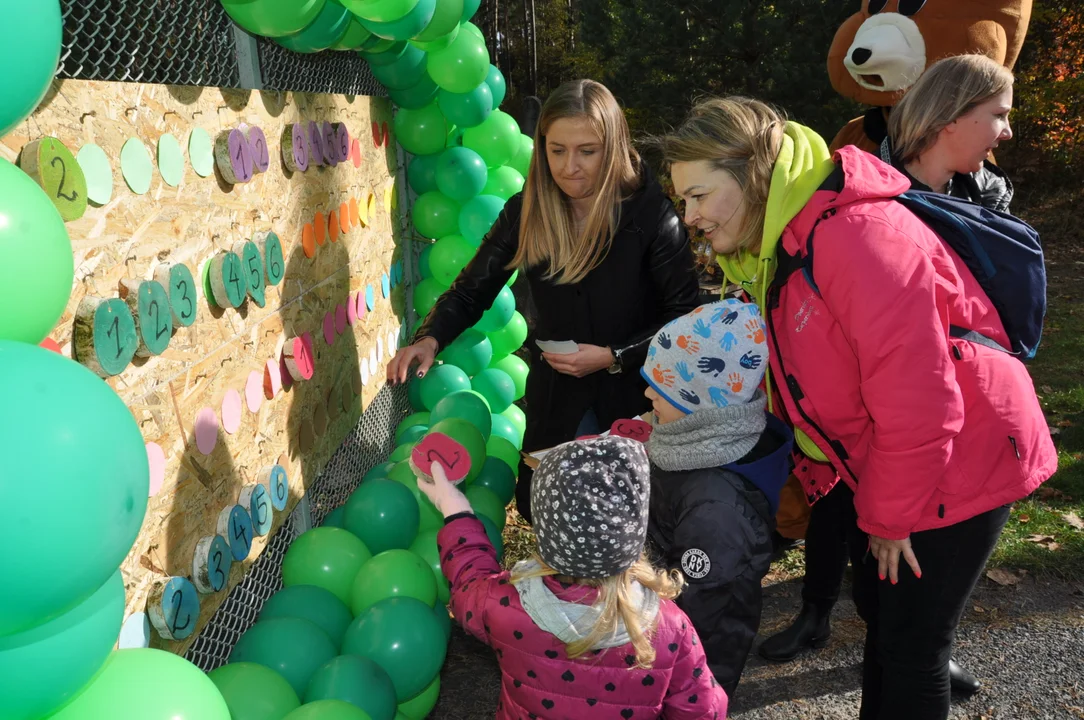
left=388, top=79, right=699, bottom=522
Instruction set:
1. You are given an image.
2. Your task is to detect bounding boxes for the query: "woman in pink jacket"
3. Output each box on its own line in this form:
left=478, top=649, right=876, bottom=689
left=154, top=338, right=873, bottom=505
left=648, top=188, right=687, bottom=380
left=416, top=435, right=727, bottom=719
left=657, top=96, right=1056, bottom=720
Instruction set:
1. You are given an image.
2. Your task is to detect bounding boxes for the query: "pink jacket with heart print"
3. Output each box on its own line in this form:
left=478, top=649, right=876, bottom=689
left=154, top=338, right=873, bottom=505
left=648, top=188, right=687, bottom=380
left=767, top=146, right=1057, bottom=540
left=438, top=515, right=728, bottom=719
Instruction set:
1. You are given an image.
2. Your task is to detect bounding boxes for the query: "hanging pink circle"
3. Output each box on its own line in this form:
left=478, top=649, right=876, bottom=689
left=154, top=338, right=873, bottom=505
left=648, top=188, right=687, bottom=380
left=146, top=442, right=166, bottom=497
left=222, top=389, right=243, bottom=434
left=194, top=407, right=219, bottom=455
left=347, top=294, right=358, bottom=325
left=279, top=352, right=294, bottom=391
left=323, top=312, right=336, bottom=346
left=246, top=371, right=264, bottom=412
left=264, top=358, right=282, bottom=398
left=356, top=291, right=367, bottom=321
left=335, top=304, right=347, bottom=334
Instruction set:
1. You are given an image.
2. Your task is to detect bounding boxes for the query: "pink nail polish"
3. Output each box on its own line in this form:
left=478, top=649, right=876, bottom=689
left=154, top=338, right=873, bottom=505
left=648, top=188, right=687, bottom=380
left=890, top=578, right=897, bottom=585
left=878, top=573, right=885, bottom=581
left=915, top=571, right=922, bottom=579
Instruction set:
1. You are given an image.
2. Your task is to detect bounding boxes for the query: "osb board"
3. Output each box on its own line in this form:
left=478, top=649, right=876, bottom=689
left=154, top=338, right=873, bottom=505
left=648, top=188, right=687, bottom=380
left=0, top=79, right=409, bottom=654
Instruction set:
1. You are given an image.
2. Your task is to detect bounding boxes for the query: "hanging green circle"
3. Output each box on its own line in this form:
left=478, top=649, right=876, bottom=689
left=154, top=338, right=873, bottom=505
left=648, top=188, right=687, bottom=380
left=120, top=138, right=153, bottom=195
left=241, top=241, right=266, bottom=308
left=76, top=143, right=114, bottom=206
left=189, top=128, right=214, bottom=178
left=157, top=134, right=185, bottom=188
left=91, top=298, right=138, bottom=376
left=167, top=263, right=198, bottom=327
left=136, top=280, right=173, bottom=356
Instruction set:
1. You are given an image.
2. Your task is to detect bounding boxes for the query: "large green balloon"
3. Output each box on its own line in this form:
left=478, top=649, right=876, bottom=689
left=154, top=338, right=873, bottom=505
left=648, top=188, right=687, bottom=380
left=428, top=234, right=476, bottom=285
left=408, top=374, right=427, bottom=410
left=418, top=363, right=471, bottom=410
left=398, top=425, right=428, bottom=446
left=436, top=328, right=492, bottom=376
left=393, top=102, right=448, bottom=156
left=0, top=571, right=122, bottom=720
left=0, top=1, right=61, bottom=136
left=426, top=28, right=489, bottom=93
left=487, top=434, right=522, bottom=475
left=427, top=417, right=486, bottom=481
left=208, top=662, right=301, bottom=720
left=388, top=72, right=439, bottom=109
left=490, top=412, right=524, bottom=449
left=432, top=602, right=452, bottom=642
left=323, top=507, right=346, bottom=528
left=359, top=34, right=399, bottom=52
left=51, top=649, right=230, bottom=719
left=411, top=190, right=461, bottom=239
left=222, top=0, right=327, bottom=37
left=396, top=411, right=431, bottom=442
left=462, top=110, right=520, bottom=168
left=371, top=48, right=428, bottom=89
left=475, top=285, right=515, bottom=332
left=502, top=404, right=527, bottom=439
left=351, top=549, right=438, bottom=615
left=407, top=153, right=441, bottom=195
left=359, top=0, right=435, bottom=40
left=364, top=461, right=397, bottom=482
left=466, top=485, right=506, bottom=530
left=491, top=353, right=529, bottom=400
left=471, top=457, right=516, bottom=505
left=345, top=478, right=421, bottom=555
left=478, top=513, right=505, bottom=561
left=282, top=528, right=373, bottom=606
left=340, top=0, right=419, bottom=22
left=274, top=0, right=352, bottom=53
left=410, top=24, right=458, bottom=52
left=508, top=133, right=534, bottom=178
left=305, top=655, right=397, bottom=720
left=0, top=160, right=74, bottom=344
left=412, top=0, right=463, bottom=42
left=461, top=0, right=482, bottom=22
left=332, top=18, right=373, bottom=48
left=471, top=367, right=516, bottom=413
left=362, top=40, right=408, bottom=65
left=397, top=675, right=439, bottom=720
left=435, top=146, right=488, bottom=202
left=481, top=165, right=524, bottom=201
left=487, top=311, right=528, bottom=360
left=230, top=619, right=336, bottom=698
left=0, top=342, right=147, bottom=636
left=260, top=585, right=353, bottom=650
left=429, top=389, right=492, bottom=441
left=389, top=441, right=416, bottom=463
left=397, top=464, right=445, bottom=532
left=458, top=194, right=505, bottom=244
left=283, top=699, right=372, bottom=720
left=438, top=82, right=493, bottom=130
left=484, top=64, right=507, bottom=107
left=342, top=597, right=447, bottom=701
left=408, top=531, right=450, bottom=606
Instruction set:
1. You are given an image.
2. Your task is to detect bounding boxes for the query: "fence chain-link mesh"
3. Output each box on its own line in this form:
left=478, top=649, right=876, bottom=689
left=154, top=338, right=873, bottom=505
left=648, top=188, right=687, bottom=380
left=258, top=37, right=386, bottom=96
left=185, top=383, right=410, bottom=672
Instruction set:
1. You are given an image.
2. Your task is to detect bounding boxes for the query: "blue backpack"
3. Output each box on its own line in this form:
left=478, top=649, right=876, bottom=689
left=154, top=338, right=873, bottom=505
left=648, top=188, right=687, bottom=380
left=791, top=168, right=1046, bottom=360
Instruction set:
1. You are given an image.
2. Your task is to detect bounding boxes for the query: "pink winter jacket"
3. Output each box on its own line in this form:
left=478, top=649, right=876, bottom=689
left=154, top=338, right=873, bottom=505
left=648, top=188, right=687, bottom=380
left=767, top=146, right=1057, bottom=540
left=438, top=515, right=728, bottom=719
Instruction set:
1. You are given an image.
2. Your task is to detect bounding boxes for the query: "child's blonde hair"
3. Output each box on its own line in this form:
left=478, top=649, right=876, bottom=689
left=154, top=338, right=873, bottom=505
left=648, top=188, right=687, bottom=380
left=511, top=552, right=685, bottom=668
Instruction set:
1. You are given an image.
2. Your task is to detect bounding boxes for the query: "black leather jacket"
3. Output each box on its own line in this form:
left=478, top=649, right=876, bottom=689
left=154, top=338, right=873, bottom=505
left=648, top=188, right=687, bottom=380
left=878, top=135, right=1014, bottom=213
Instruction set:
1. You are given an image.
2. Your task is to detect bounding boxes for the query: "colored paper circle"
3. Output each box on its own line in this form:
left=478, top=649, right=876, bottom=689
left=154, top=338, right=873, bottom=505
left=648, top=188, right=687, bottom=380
left=86, top=297, right=137, bottom=376
left=267, top=465, right=289, bottom=511
left=264, top=358, right=282, bottom=399
left=146, top=442, right=166, bottom=497
left=135, top=280, right=172, bottom=356
left=221, top=389, right=242, bottom=434
left=262, top=231, right=285, bottom=286
left=194, top=407, right=219, bottom=455
left=308, top=121, right=325, bottom=167
left=118, top=612, right=151, bottom=649
left=365, top=284, right=375, bottom=311
left=120, top=137, right=153, bottom=194
left=150, top=577, right=199, bottom=641
left=245, top=370, right=263, bottom=413
left=165, top=263, right=198, bottom=327
left=351, top=138, right=362, bottom=168
left=189, top=128, right=214, bottom=177
left=356, top=291, right=367, bottom=320
left=368, top=348, right=377, bottom=375
left=76, top=143, right=113, bottom=206
left=381, top=272, right=390, bottom=298
left=246, top=484, right=273, bottom=536
left=322, top=122, right=337, bottom=166
left=347, top=294, right=358, bottom=325
left=19, top=137, right=88, bottom=221
left=335, top=304, right=347, bottom=334
left=323, top=312, right=336, bottom=346
left=223, top=129, right=255, bottom=184
left=302, top=223, right=316, bottom=259
left=239, top=241, right=266, bottom=307
left=247, top=126, right=270, bottom=174
left=193, top=535, right=232, bottom=593
left=360, top=357, right=370, bottom=385
left=219, top=505, right=254, bottom=562
left=377, top=336, right=384, bottom=362
left=315, top=212, right=326, bottom=245
left=328, top=210, right=340, bottom=243
left=157, top=134, right=184, bottom=188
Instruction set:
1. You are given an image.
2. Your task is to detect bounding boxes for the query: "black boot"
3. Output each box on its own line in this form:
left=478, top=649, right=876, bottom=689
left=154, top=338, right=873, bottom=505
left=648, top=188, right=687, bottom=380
left=949, top=659, right=981, bottom=694
left=758, top=603, right=832, bottom=662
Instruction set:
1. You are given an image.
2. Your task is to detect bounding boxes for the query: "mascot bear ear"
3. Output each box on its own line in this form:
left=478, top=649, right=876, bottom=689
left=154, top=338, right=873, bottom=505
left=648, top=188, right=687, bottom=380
left=827, top=0, right=1032, bottom=152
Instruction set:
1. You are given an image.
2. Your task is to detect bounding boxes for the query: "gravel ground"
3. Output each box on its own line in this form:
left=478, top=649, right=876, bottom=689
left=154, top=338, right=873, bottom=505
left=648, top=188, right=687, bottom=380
left=432, top=573, right=1084, bottom=719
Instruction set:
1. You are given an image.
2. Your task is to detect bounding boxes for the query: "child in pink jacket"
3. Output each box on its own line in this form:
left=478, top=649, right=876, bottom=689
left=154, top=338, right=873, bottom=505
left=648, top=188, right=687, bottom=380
left=416, top=435, right=727, bottom=719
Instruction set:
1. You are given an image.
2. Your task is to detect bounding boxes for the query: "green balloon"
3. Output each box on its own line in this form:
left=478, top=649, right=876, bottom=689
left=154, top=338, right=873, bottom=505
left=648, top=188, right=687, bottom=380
left=484, top=64, right=507, bottom=107
left=0, top=1, right=60, bottom=136
left=429, top=389, right=492, bottom=441
left=426, top=27, right=489, bottom=93
left=487, top=311, right=528, bottom=360
left=50, top=649, right=230, bottom=720
left=475, top=285, right=515, bottom=332
left=359, top=34, right=399, bottom=52
left=282, top=528, right=373, bottom=606
left=389, top=441, right=416, bottom=463
left=466, top=485, right=506, bottom=530
left=412, top=191, right=461, bottom=239
left=506, top=269, right=519, bottom=287
left=231, top=619, right=336, bottom=698
left=436, top=146, right=488, bottom=202
left=0, top=160, right=74, bottom=344
left=0, top=342, right=146, bottom=636
left=305, top=656, right=397, bottom=720
left=408, top=375, right=427, bottom=411
left=340, top=0, right=419, bottom=22
left=332, top=18, right=373, bottom=49
left=345, top=478, right=421, bottom=555
left=407, top=153, right=441, bottom=195
left=491, top=353, right=529, bottom=400
left=362, top=40, right=408, bottom=65
left=471, top=367, right=515, bottom=413
left=222, top=0, right=327, bottom=37
left=410, top=25, right=457, bottom=52
left=461, top=2, right=483, bottom=23
left=438, top=83, right=493, bottom=130
left=342, top=597, right=447, bottom=701
left=471, top=457, right=516, bottom=505
left=428, top=234, right=476, bottom=286
left=487, top=434, right=522, bottom=475
left=398, top=426, right=429, bottom=448
left=284, top=699, right=372, bottom=720
left=478, top=513, right=505, bottom=561
left=397, top=674, right=440, bottom=719
left=261, top=585, right=353, bottom=650
left=396, top=411, right=431, bottom=442
left=388, top=458, right=419, bottom=489
left=408, top=531, right=450, bottom=606
left=386, top=462, right=443, bottom=533
left=432, top=602, right=451, bottom=642
left=388, top=72, right=439, bottom=109
left=209, top=663, right=301, bottom=720
left=417, top=243, right=434, bottom=279
left=502, top=404, right=527, bottom=439
left=481, top=165, right=524, bottom=201
left=323, top=507, right=345, bottom=528
left=370, top=45, right=428, bottom=89
left=458, top=194, right=505, bottom=243
left=462, top=110, right=520, bottom=168
left=365, top=461, right=397, bottom=482
left=508, top=133, right=534, bottom=178
left=0, top=571, right=122, bottom=720
left=393, top=102, right=448, bottom=156
left=274, top=0, right=352, bottom=53
left=419, top=363, right=471, bottom=410
left=490, top=412, right=523, bottom=449
left=428, top=417, right=486, bottom=481
left=437, top=328, right=492, bottom=376
left=446, top=122, right=464, bottom=148
left=351, top=549, right=438, bottom=615
left=413, top=0, right=463, bottom=43
left=359, top=0, right=435, bottom=40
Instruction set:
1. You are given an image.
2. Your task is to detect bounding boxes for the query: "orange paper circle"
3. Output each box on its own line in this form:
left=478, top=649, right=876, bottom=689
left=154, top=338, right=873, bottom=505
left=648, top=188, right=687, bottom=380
left=302, top=223, right=316, bottom=258
left=349, top=198, right=360, bottom=227
left=339, top=203, right=350, bottom=232
left=328, top=211, right=340, bottom=242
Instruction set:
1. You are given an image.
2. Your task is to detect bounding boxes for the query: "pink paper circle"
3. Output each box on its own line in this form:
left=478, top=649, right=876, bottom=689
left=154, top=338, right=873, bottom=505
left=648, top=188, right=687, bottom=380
left=194, top=407, right=219, bottom=455
left=356, top=291, right=367, bottom=321
left=323, top=312, right=336, bottom=346
left=279, top=352, right=294, bottom=391
left=146, top=442, right=165, bottom=497
left=347, top=294, right=358, bottom=326
left=246, top=371, right=264, bottom=412
left=222, top=389, right=242, bottom=434
left=264, top=358, right=282, bottom=398
left=335, top=304, right=347, bottom=334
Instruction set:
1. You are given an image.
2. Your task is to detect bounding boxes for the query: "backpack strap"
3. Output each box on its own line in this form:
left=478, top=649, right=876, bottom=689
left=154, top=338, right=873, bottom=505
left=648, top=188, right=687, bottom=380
left=770, top=166, right=845, bottom=297
left=949, top=326, right=1014, bottom=355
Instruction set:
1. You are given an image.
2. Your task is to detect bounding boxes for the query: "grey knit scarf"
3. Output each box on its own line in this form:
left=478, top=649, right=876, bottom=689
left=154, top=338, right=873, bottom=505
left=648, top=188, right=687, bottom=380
left=646, top=390, right=768, bottom=471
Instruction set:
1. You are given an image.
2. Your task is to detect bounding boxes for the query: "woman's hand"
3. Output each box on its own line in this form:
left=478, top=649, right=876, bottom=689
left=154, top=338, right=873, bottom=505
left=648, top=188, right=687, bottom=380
left=542, top=344, right=614, bottom=378
left=387, top=337, right=440, bottom=385
left=869, top=534, right=922, bottom=584
left=415, top=462, right=473, bottom=518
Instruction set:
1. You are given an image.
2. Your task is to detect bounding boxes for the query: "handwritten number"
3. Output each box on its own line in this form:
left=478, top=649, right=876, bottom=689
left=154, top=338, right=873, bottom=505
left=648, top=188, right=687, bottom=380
left=176, top=278, right=193, bottom=319
left=269, top=243, right=282, bottom=278
left=425, top=448, right=461, bottom=470
left=50, top=156, right=79, bottom=202
left=106, top=314, right=122, bottom=359
left=169, top=589, right=191, bottom=635
left=276, top=471, right=286, bottom=501
left=247, top=254, right=260, bottom=286
left=256, top=495, right=268, bottom=525
left=228, top=262, right=241, bottom=294
left=149, top=300, right=169, bottom=340
left=233, top=517, right=249, bottom=544
left=211, top=549, right=225, bottom=587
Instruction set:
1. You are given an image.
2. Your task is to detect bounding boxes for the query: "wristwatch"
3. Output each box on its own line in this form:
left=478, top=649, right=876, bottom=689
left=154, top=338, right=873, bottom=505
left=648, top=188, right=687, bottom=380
left=607, top=346, right=623, bottom=374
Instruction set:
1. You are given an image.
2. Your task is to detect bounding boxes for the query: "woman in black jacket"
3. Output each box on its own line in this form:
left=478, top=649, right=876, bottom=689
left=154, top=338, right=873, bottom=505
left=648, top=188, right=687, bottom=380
left=387, top=79, right=699, bottom=522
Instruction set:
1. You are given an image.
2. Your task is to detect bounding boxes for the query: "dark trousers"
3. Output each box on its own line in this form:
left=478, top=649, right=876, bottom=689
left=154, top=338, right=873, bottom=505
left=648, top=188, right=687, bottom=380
left=800, top=480, right=854, bottom=612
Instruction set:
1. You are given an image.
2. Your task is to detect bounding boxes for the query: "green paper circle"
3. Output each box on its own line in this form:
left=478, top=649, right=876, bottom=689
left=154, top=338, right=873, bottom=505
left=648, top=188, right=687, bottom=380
left=76, top=144, right=114, bottom=206
left=120, top=138, right=153, bottom=195
left=167, top=263, right=198, bottom=327
left=91, top=298, right=138, bottom=376
left=189, top=128, right=214, bottom=178
left=157, top=134, right=184, bottom=187
left=136, top=280, right=172, bottom=356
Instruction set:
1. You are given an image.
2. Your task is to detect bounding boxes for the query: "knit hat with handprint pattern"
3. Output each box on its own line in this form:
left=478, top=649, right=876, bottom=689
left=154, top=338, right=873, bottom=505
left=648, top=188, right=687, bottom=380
left=641, top=299, right=767, bottom=414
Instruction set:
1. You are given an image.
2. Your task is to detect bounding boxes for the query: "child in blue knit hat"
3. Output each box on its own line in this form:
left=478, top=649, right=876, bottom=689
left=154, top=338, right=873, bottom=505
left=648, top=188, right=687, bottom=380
left=641, top=298, right=794, bottom=695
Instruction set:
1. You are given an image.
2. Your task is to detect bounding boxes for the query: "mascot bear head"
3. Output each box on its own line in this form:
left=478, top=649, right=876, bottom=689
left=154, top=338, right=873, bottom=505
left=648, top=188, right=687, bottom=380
left=827, top=0, right=1032, bottom=151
